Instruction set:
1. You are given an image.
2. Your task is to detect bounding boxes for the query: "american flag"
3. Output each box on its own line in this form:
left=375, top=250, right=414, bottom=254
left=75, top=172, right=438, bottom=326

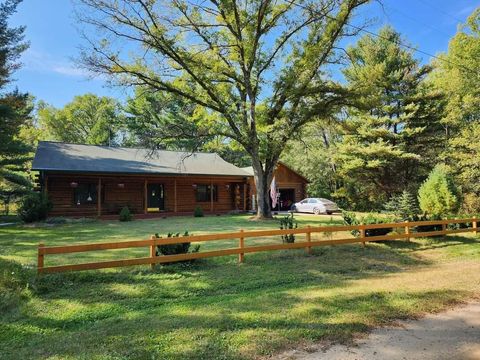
left=270, top=177, right=278, bottom=209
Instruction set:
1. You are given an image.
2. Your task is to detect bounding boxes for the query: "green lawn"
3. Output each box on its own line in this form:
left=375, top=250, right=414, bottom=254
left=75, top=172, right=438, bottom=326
left=1, top=214, right=480, bottom=359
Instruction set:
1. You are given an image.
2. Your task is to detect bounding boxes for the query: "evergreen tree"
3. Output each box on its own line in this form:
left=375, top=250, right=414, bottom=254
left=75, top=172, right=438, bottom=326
left=335, top=26, right=444, bottom=210
left=384, top=190, right=419, bottom=220
left=430, top=8, right=480, bottom=212
left=418, top=164, right=460, bottom=217
left=0, top=0, right=32, bottom=214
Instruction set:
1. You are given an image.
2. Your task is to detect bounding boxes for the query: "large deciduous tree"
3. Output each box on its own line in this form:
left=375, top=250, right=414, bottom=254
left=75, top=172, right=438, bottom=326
left=38, top=94, right=123, bottom=146
left=0, top=0, right=33, bottom=214
left=76, top=0, right=369, bottom=218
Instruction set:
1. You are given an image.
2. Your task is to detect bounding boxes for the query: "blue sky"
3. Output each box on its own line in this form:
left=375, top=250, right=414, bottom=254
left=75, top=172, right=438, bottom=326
left=9, top=0, right=477, bottom=108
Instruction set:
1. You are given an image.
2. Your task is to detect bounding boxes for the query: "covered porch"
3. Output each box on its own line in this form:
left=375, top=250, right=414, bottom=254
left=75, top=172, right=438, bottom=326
left=44, top=173, right=249, bottom=217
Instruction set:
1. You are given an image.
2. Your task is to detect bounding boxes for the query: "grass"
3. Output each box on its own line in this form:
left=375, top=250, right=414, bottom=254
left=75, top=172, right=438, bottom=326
left=1, top=213, right=480, bottom=359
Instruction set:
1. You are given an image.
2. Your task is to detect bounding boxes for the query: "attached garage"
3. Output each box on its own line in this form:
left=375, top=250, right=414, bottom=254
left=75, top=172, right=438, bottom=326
left=242, top=162, right=308, bottom=211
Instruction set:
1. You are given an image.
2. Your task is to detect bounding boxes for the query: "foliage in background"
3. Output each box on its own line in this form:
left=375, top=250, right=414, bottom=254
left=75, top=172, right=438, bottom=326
left=430, top=9, right=480, bottom=214
left=124, top=88, right=250, bottom=166
left=17, top=192, right=52, bottom=223
left=0, top=0, right=33, bottom=214
left=418, top=165, right=460, bottom=217
left=279, top=213, right=298, bottom=243
left=155, top=231, right=200, bottom=257
left=334, top=26, right=444, bottom=210
left=119, top=206, right=132, bottom=222
left=37, top=94, right=124, bottom=145
left=384, top=190, right=420, bottom=221
left=282, top=122, right=341, bottom=201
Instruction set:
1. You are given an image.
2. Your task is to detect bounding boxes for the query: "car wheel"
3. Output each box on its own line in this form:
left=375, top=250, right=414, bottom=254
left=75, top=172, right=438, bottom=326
left=313, top=208, right=321, bottom=215
left=326, top=211, right=332, bottom=215
left=291, top=205, right=297, bottom=212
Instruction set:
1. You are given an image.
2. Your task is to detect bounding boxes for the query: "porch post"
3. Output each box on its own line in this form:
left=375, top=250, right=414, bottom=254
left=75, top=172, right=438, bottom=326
left=210, top=181, right=214, bottom=212
left=97, top=178, right=102, bottom=217
left=174, top=179, right=177, bottom=213
left=144, top=179, right=148, bottom=214
left=44, top=174, right=48, bottom=196
left=243, top=182, right=247, bottom=211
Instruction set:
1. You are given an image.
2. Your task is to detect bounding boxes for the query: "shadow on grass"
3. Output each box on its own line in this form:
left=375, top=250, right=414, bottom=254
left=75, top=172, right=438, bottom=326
left=2, top=288, right=469, bottom=360
left=378, top=235, right=479, bottom=252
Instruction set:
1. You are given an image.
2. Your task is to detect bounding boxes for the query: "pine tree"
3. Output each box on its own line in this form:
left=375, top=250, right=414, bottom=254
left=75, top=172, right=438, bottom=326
left=418, top=165, right=459, bottom=217
left=335, top=26, right=444, bottom=210
left=0, top=0, right=32, bottom=214
left=384, top=190, right=419, bottom=220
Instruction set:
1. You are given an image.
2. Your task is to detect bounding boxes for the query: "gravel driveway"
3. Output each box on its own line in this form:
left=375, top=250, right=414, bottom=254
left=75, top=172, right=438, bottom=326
left=279, top=302, right=480, bottom=360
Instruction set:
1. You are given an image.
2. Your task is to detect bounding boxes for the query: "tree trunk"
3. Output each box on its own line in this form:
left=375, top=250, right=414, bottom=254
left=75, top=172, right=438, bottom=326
left=252, top=160, right=275, bottom=219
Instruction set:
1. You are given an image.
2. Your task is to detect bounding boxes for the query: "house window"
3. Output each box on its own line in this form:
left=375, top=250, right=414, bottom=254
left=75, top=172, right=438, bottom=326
left=195, top=184, right=218, bottom=202
left=74, top=183, right=98, bottom=205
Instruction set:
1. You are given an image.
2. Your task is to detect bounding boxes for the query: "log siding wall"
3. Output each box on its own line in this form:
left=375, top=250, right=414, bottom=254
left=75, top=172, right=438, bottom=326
left=44, top=173, right=248, bottom=217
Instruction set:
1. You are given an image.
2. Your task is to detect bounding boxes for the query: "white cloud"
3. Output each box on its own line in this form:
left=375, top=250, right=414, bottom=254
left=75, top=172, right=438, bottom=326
left=21, top=48, right=91, bottom=78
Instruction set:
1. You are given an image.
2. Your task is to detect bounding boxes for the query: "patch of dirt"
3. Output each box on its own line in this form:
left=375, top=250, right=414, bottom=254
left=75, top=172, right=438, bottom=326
left=277, top=302, right=480, bottom=360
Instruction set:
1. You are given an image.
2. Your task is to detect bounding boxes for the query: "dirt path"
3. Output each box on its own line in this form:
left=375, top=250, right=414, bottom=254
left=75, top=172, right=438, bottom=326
left=280, top=302, right=480, bottom=360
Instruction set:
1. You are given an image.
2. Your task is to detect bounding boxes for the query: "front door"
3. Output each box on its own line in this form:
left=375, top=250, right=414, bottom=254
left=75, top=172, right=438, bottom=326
left=147, top=184, right=165, bottom=211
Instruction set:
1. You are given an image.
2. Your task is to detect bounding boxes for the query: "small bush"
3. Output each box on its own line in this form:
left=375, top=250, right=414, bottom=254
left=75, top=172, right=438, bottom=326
left=155, top=231, right=200, bottom=258
left=411, top=214, right=443, bottom=234
left=342, top=211, right=394, bottom=237
left=194, top=206, right=204, bottom=217
left=361, top=213, right=394, bottom=237
left=418, top=164, right=460, bottom=217
left=119, top=206, right=132, bottom=222
left=279, top=213, right=298, bottom=243
left=17, top=192, right=52, bottom=223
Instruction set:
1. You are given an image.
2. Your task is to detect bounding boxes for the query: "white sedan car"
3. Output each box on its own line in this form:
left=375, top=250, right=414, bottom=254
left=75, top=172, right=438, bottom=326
left=291, top=198, right=340, bottom=215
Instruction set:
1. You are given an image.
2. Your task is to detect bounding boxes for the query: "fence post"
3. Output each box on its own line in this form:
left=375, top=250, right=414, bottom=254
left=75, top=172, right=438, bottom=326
left=442, top=219, right=447, bottom=234
left=360, top=224, right=366, bottom=247
left=239, top=229, right=245, bottom=263
left=306, top=225, right=312, bottom=255
left=150, top=235, right=156, bottom=270
left=37, top=242, right=44, bottom=275
left=405, top=220, right=410, bottom=242
left=473, top=217, right=477, bottom=235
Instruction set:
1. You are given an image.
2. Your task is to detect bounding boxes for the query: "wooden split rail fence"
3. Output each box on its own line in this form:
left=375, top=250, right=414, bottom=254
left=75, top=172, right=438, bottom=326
left=37, top=217, right=478, bottom=274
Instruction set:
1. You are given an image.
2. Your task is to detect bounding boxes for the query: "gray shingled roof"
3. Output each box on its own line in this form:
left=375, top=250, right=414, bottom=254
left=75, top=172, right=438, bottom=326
left=32, top=141, right=252, bottom=177
left=241, top=166, right=254, bottom=176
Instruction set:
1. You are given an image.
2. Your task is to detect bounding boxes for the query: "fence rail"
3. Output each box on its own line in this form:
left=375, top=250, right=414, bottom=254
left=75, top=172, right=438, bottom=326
left=37, top=217, right=478, bottom=274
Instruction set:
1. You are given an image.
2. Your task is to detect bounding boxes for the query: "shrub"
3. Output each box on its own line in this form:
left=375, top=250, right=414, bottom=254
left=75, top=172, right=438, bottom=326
left=418, top=164, right=460, bottom=217
left=384, top=190, right=419, bottom=220
left=155, top=231, right=200, bottom=257
left=193, top=205, right=204, bottom=217
left=119, top=206, right=132, bottom=222
left=342, top=210, right=360, bottom=237
left=411, top=214, right=443, bottom=233
left=361, top=213, right=395, bottom=237
left=17, top=192, right=52, bottom=223
left=279, top=213, right=298, bottom=243
left=342, top=211, right=394, bottom=237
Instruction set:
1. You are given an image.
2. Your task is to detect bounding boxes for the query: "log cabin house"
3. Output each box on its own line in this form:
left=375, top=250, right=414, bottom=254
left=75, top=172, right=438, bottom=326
left=32, top=141, right=308, bottom=217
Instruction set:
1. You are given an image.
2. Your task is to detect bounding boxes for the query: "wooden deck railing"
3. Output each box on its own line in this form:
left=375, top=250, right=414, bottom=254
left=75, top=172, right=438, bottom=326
left=37, top=217, right=478, bottom=274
